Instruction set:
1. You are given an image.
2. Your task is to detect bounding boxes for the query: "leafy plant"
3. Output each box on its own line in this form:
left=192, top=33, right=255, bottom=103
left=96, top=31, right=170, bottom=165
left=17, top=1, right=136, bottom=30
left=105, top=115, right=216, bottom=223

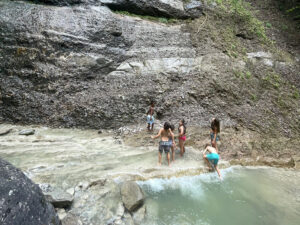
left=266, top=22, right=272, bottom=28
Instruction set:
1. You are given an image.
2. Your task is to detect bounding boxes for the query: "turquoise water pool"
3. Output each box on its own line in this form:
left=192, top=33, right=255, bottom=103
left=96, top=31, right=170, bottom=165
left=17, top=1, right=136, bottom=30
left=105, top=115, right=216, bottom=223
left=139, top=167, right=300, bottom=225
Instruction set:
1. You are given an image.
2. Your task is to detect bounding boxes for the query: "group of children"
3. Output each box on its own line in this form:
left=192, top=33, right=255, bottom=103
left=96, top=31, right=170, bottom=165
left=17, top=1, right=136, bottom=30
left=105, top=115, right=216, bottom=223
left=147, top=102, right=222, bottom=179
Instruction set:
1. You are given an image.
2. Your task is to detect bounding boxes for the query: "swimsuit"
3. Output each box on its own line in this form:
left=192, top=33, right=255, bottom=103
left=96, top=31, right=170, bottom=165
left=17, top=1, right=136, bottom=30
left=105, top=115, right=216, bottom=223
left=147, top=115, right=155, bottom=125
left=159, top=141, right=171, bottom=153
left=178, top=125, right=186, bottom=141
left=210, top=132, right=220, bottom=141
left=179, top=136, right=186, bottom=141
left=206, top=153, right=219, bottom=166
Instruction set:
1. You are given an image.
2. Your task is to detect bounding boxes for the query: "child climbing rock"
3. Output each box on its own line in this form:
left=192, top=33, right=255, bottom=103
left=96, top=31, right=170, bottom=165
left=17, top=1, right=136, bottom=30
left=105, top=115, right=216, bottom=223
left=203, top=143, right=222, bottom=179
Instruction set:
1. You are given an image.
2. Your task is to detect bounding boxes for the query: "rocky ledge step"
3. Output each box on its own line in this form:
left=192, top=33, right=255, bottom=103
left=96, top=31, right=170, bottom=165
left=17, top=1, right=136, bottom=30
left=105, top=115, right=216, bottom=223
left=40, top=184, right=74, bottom=208
left=102, top=0, right=203, bottom=19
left=32, top=0, right=204, bottom=19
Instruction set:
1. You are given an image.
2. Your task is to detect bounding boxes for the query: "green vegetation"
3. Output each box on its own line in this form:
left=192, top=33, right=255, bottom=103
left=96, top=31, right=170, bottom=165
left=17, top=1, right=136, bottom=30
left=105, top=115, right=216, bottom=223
left=282, top=2, right=300, bottom=29
left=113, top=10, right=179, bottom=24
left=262, top=72, right=282, bottom=89
left=251, top=93, right=257, bottom=101
left=245, top=71, right=251, bottom=79
left=220, top=0, right=270, bottom=43
left=293, top=89, right=300, bottom=100
left=233, top=70, right=251, bottom=80
left=265, top=22, right=272, bottom=28
left=233, top=70, right=244, bottom=79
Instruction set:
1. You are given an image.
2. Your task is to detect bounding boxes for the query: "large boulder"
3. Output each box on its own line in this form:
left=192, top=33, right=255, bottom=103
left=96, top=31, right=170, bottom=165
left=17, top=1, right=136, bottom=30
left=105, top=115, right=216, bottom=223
left=120, top=181, right=144, bottom=212
left=0, top=158, right=61, bottom=225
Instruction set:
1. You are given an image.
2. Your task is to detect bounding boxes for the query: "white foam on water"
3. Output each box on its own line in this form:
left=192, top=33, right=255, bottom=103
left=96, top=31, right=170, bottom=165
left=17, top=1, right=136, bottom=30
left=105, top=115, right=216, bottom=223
left=138, top=167, right=238, bottom=200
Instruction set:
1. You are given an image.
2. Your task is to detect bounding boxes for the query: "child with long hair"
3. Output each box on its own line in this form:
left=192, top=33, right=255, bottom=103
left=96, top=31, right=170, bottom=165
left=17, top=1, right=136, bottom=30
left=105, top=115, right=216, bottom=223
left=178, top=119, right=186, bottom=157
left=210, top=118, right=220, bottom=153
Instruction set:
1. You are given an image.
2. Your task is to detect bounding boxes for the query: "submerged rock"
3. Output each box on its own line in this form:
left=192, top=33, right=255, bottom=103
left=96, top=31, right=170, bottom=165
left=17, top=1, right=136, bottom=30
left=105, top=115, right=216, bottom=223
left=0, top=158, right=60, bottom=225
left=19, top=129, right=35, bottom=136
left=120, top=181, right=144, bottom=212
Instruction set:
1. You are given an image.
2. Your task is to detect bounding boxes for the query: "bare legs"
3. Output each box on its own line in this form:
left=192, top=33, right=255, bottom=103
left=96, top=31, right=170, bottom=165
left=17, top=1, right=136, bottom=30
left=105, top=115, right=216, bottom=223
left=215, top=165, right=222, bottom=179
left=147, top=123, right=154, bottom=132
left=203, top=155, right=222, bottom=179
left=158, top=151, right=170, bottom=166
left=158, top=152, right=162, bottom=166
left=171, top=146, right=175, bottom=162
left=179, top=139, right=185, bottom=157
left=203, top=156, right=213, bottom=170
left=167, top=152, right=170, bottom=167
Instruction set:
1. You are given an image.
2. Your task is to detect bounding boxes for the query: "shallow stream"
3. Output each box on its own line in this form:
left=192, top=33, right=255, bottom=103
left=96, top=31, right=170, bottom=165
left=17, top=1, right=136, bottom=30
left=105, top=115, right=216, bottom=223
left=0, top=124, right=299, bottom=225
left=139, top=167, right=300, bottom=225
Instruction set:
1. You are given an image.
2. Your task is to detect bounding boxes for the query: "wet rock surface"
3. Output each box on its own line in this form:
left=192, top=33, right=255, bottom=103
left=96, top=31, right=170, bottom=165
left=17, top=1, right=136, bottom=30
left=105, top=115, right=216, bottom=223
left=0, top=158, right=60, bottom=225
left=44, top=187, right=74, bottom=208
left=19, top=129, right=35, bottom=135
left=61, top=213, right=83, bottom=225
left=132, top=204, right=146, bottom=225
left=121, top=181, right=144, bottom=212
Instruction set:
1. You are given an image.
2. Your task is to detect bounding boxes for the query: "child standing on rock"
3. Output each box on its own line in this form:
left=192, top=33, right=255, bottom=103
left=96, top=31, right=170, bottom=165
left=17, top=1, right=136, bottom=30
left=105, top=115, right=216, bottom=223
left=178, top=119, right=186, bottom=157
left=147, top=102, right=155, bottom=131
left=169, top=124, right=176, bottom=162
left=151, top=122, right=175, bottom=166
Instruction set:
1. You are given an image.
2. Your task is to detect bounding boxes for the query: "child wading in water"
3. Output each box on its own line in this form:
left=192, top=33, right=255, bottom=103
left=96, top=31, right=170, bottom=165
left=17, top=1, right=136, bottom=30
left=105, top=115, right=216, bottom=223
left=169, top=124, right=176, bottom=162
left=210, top=118, right=220, bottom=153
left=178, top=119, right=186, bottom=157
left=147, top=102, right=155, bottom=131
left=203, top=143, right=222, bottom=179
left=151, top=122, right=175, bottom=166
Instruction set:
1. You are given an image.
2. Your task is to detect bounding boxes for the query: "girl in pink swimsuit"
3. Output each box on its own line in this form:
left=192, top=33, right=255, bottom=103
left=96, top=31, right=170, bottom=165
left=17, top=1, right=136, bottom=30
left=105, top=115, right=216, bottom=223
left=178, top=119, right=186, bottom=157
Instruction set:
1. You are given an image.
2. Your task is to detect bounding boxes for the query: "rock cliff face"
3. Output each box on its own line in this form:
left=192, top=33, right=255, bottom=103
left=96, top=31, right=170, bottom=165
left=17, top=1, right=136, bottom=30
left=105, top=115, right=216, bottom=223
left=0, top=0, right=299, bottom=138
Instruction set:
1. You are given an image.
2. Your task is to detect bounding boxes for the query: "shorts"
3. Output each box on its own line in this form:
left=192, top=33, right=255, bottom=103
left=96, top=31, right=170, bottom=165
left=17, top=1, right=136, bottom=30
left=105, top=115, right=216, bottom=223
left=206, top=153, right=219, bottom=166
left=210, top=133, right=220, bottom=142
left=159, top=141, right=171, bottom=154
left=147, top=115, right=155, bottom=125
left=179, top=136, right=186, bottom=141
